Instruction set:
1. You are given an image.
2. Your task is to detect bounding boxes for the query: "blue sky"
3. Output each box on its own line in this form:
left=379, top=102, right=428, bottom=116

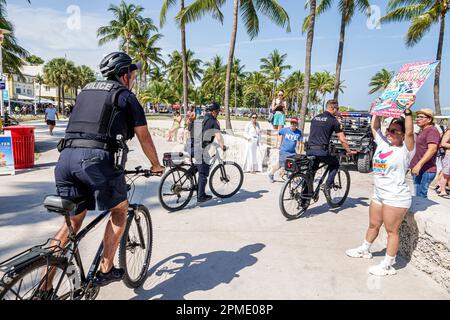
left=5, top=0, right=450, bottom=112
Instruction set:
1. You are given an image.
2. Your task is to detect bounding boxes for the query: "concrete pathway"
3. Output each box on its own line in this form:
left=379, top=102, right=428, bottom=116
left=0, top=120, right=448, bottom=300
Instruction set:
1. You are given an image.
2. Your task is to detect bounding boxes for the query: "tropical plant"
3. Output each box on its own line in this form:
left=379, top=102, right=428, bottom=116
left=381, top=0, right=449, bottom=115
left=140, top=80, right=174, bottom=112
left=304, top=0, right=371, bottom=102
left=260, top=49, right=291, bottom=98
left=284, top=70, right=304, bottom=112
left=230, top=58, right=247, bottom=111
left=128, top=21, right=164, bottom=94
left=160, top=0, right=190, bottom=119
left=166, top=50, right=203, bottom=102
left=0, top=0, right=30, bottom=76
left=243, top=71, right=271, bottom=108
left=201, top=55, right=226, bottom=102
left=179, top=0, right=291, bottom=130
left=97, top=1, right=155, bottom=54
left=26, top=54, right=44, bottom=65
left=43, top=58, right=75, bottom=114
left=368, top=68, right=394, bottom=94
left=310, top=71, right=336, bottom=112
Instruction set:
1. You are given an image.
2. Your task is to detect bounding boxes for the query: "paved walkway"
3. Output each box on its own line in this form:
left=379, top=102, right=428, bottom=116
left=0, top=120, right=448, bottom=299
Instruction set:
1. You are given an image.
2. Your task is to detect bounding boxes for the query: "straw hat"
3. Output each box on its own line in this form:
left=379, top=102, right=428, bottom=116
left=416, top=108, right=434, bottom=120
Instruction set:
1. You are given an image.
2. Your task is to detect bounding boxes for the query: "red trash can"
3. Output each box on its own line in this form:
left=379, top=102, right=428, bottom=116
left=3, top=126, right=35, bottom=169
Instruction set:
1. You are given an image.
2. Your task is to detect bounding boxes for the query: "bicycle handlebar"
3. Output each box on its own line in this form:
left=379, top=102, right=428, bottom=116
left=125, top=166, right=163, bottom=177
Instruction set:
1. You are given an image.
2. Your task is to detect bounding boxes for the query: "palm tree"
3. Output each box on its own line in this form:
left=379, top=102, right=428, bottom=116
left=230, top=58, right=247, bottom=112
left=299, top=0, right=317, bottom=132
left=161, top=0, right=190, bottom=117
left=284, top=70, right=304, bottom=112
left=310, top=71, right=336, bottom=112
left=202, top=55, right=226, bottom=102
left=244, top=71, right=271, bottom=109
left=73, top=65, right=96, bottom=97
left=97, top=1, right=155, bottom=54
left=179, top=0, right=291, bottom=130
left=0, top=0, right=30, bottom=76
left=129, top=22, right=164, bottom=94
left=140, top=80, right=173, bottom=112
left=368, top=68, right=394, bottom=94
left=166, top=50, right=203, bottom=102
left=260, top=49, right=291, bottom=98
left=381, top=0, right=449, bottom=116
left=305, top=0, right=371, bottom=102
left=35, top=73, right=44, bottom=105
left=43, top=58, right=75, bottom=114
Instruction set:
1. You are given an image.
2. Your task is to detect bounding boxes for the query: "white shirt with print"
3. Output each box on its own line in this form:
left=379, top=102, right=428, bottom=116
left=372, top=129, right=415, bottom=201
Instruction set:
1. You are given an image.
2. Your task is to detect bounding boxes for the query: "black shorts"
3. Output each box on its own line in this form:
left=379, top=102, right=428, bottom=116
left=46, top=120, right=56, bottom=126
left=55, top=148, right=127, bottom=215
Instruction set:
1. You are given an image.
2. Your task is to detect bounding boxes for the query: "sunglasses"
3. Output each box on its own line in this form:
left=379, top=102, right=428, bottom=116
left=251, top=116, right=257, bottom=119
left=386, top=128, right=401, bottom=135
left=278, top=93, right=284, bottom=96
left=416, top=115, right=429, bottom=119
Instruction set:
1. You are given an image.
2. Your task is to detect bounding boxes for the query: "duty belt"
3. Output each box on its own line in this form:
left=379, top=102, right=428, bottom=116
left=307, top=144, right=328, bottom=150
left=63, top=139, right=112, bottom=151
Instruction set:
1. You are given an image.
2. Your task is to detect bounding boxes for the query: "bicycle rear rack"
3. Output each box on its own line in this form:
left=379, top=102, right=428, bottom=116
left=0, top=238, right=64, bottom=277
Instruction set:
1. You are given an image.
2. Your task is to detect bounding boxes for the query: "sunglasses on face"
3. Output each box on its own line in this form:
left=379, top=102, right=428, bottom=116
left=251, top=116, right=257, bottom=119
left=416, top=115, right=429, bottom=119
left=386, top=128, right=401, bottom=135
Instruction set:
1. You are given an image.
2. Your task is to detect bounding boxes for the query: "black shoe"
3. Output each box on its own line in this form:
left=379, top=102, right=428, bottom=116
left=197, top=195, right=213, bottom=203
left=93, top=267, right=124, bottom=287
left=323, top=184, right=332, bottom=198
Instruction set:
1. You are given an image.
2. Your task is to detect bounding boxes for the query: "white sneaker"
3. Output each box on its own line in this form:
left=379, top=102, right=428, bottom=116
left=345, top=246, right=373, bottom=259
left=368, top=263, right=397, bottom=276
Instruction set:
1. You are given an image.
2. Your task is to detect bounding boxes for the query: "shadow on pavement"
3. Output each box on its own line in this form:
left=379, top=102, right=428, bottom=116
left=195, top=189, right=269, bottom=209
left=131, top=243, right=266, bottom=300
left=303, top=196, right=370, bottom=218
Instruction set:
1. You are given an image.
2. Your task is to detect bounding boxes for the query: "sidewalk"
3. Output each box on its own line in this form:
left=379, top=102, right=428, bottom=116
left=0, top=120, right=448, bottom=299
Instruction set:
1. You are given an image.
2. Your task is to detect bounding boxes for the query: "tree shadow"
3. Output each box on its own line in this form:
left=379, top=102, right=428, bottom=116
left=302, top=196, right=370, bottom=218
left=131, top=243, right=266, bottom=300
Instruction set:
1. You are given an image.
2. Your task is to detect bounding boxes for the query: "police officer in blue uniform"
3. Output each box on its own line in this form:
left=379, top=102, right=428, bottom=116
left=190, top=102, right=226, bottom=203
left=306, top=99, right=354, bottom=196
left=48, top=52, right=164, bottom=289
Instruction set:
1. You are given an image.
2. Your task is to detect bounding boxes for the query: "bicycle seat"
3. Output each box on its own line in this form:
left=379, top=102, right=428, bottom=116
left=43, top=196, right=85, bottom=216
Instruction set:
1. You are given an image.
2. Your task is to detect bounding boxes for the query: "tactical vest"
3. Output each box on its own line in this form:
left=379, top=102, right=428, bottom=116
left=66, top=80, right=134, bottom=142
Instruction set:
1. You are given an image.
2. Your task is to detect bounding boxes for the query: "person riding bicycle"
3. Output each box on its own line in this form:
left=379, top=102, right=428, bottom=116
left=190, top=102, right=226, bottom=203
left=41, top=52, right=164, bottom=295
left=306, top=99, right=355, bottom=197
left=268, top=118, right=303, bottom=183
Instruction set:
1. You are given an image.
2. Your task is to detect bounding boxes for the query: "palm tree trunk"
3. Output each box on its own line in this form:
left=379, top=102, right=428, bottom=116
left=180, top=0, right=189, bottom=119
left=224, top=0, right=239, bottom=131
left=434, top=12, right=445, bottom=116
left=39, top=85, right=41, bottom=105
left=299, top=0, right=317, bottom=132
left=334, top=1, right=347, bottom=103
left=62, top=85, right=66, bottom=116
left=57, top=84, right=61, bottom=114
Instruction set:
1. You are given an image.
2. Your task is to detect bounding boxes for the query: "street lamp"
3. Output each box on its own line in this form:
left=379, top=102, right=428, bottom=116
left=0, top=28, right=12, bottom=120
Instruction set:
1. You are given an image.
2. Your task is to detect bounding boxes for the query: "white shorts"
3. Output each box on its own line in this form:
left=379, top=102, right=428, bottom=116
left=371, top=193, right=411, bottom=209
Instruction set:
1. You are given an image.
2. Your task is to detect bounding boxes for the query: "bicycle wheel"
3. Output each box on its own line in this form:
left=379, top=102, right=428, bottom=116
left=158, top=167, right=194, bottom=212
left=209, top=162, right=243, bottom=198
left=279, top=173, right=311, bottom=220
left=324, top=167, right=351, bottom=208
left=0, top=256, right=75, bottom=300
left=119, top=205, right=152, bottom=288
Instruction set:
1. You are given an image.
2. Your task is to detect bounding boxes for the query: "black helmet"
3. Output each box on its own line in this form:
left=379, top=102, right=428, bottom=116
left=100, top=52, right=136, bottom=79
left=206, top=102, right=220, bottom=112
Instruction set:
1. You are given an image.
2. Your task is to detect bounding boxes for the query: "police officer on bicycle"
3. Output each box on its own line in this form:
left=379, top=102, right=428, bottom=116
left=49, top=52, right=164, bottom=290
left=190, top=102, right=226, bottom=203
left=306, top=99, right=355, bottom=197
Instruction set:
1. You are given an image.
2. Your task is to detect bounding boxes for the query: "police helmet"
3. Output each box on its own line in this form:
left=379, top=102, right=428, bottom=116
left=100, top=52, right=138, bottom=79
left=206, top=102, right=221, bottom=112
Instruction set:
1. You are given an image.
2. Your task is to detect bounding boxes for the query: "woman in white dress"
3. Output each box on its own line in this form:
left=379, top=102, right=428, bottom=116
left=243, top=113, right=262, bottom=173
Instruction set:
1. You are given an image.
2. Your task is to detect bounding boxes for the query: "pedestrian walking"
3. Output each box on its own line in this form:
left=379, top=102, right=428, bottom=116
left=45, top=104, right=59, bottom=136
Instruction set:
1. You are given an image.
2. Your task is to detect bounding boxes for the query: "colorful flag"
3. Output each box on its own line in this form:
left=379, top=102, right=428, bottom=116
left=371, top=61, right=440, bottom=117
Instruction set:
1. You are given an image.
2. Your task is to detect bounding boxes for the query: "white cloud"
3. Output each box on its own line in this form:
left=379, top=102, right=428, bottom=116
left=8, top=4, right=118, bottom=70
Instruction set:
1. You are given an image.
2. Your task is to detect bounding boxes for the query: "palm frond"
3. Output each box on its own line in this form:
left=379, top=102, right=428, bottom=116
left=381, top=3, right=428, bottom=23
left=406, top=9, right=438, bottom=46
left=160, top=0, right=177, bottom=27
left=254, top=0, right=291, bottom=33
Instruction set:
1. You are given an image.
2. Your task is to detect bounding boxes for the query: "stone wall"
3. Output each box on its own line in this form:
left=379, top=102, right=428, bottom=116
left=376, top=196, right=450, bottom=293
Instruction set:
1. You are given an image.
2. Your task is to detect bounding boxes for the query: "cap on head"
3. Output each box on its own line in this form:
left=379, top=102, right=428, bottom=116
left=206, top=102, right=221, bottom=112
left=100, top=52, right=135, bottom=79
left=290, top=118, right=299, bottom=125
left=416, top=108, right=434, bottom=120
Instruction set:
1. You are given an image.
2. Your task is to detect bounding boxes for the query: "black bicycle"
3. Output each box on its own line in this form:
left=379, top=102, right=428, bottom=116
left=279, top=153, right=351, bottom=220
left=158, top=143, right=244, bottom=212
left=0, top=166, right=157, bottom=300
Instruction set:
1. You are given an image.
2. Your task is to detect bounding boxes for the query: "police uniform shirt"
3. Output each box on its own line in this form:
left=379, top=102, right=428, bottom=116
left=202, top=113, right=220, bottom=146
left=65, top=90, right=147, bottom=142
left=308, top=111, right=342, bottom=156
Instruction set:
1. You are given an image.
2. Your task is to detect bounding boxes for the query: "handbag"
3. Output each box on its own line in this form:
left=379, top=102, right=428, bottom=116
left=267, top=112, right=274, bottom=123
